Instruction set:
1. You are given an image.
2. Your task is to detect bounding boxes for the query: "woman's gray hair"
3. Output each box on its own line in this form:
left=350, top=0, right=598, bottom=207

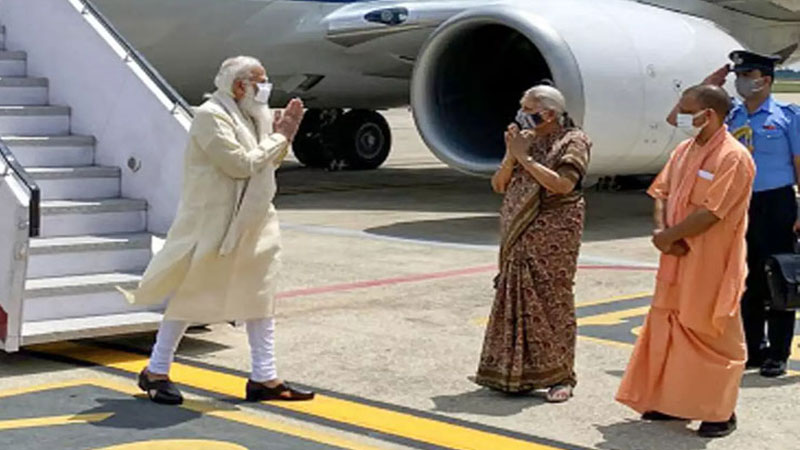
left=524, top=84, right=576, bottom=128
left=525, top=85, right=567, bottom=114
left=213, top=56, right=263, bottom=95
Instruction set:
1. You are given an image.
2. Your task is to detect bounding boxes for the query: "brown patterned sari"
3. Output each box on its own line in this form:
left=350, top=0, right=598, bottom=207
left=475, top=127, right=591, bottom=393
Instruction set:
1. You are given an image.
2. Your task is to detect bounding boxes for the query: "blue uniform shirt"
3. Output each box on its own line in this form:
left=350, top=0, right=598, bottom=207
left=726, top=96, right=800, bottom=192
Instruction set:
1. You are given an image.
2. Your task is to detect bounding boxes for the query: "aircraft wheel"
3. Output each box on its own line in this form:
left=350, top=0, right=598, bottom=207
left=336, top=110, right=392, bottom=170
left=293, top=109, right=335, bottom=168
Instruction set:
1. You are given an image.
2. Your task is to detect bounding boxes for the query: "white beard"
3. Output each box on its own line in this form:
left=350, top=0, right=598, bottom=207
left=238, top=85, right=273, bottom=139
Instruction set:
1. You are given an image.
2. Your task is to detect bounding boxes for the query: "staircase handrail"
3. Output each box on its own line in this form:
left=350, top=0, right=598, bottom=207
left=0, top=139, right=40, bottom=237
left=78, top=0, right=195, bottom=118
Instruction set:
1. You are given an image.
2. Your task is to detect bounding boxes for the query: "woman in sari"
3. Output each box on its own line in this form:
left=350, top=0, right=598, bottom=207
left=475, top=85, right=591, bottom=403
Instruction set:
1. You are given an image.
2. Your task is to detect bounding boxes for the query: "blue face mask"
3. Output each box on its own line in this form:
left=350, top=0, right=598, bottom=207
left=516, top=109, right=545, bottom=130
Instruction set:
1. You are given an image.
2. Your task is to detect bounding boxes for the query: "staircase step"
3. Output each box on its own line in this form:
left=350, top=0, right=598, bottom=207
left=0, top=51, right=26, bottom=76
left=2, top=135, right=95, bottom=167
left=28, top=233, right=152, bottom=278
left=21, top=311, right=163, bottom=346
left=0, top=77, right=48, bottom=105
left=0, top=105, right=70, bottom=135
left=23, top=272, right=147, bottom=322
left=25, top=271, right=142, bottom=297
left=41, top=198, right=147, bottom=237
left=0, top=51, right=26, bottom=61
left=29, top=166, right=119, bottom=179
left=29, top=166, right=120, bottom=200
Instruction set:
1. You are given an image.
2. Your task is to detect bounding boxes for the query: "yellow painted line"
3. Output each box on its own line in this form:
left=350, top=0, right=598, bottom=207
left=184, top=400, right=385, bottom=450
left=95, top=440, right=247, bottom=450
left=0, top=413, right=114, bottom=431
left=471, top=317, right=488, bottom=327
left=576, top=292, right=651, bottom=308
left=34, top=343, right=566, bottom=450
left=577, top=306, right=651, bottom=327
left=0, top=378, right=382, bottom=450
left=579, top=333, right=800, bottom=376
left=577, top=335, right=634, bottom=350
left=79, top=379, right=383, bottom=450
left=472, top=292, right=652, bottom=328
left=0, top=379, right=96, bottom=399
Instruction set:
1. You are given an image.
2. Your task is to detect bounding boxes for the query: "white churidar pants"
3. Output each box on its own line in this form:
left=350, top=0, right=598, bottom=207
left=148, top=318, right=277, bottom=382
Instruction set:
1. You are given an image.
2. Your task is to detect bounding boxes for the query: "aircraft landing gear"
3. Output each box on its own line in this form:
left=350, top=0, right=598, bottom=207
left=292, top=109, right=341, bottom=169
left=292, top=108, right=392, bottom=170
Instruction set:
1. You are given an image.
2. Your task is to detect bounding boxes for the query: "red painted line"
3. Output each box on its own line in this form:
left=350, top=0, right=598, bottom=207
left=578, top=265, right=657, bottom=272
left=277, top=264, right=656, bottom=300
left=278, top=265, right=496, bottom=299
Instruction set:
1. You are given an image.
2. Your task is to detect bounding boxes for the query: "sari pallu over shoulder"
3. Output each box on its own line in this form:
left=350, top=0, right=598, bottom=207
left=498, top=129, right=590, bottom=265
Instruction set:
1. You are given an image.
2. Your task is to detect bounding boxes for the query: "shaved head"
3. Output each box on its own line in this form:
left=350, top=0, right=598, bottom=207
left=682, top=84, right=732, bottom=119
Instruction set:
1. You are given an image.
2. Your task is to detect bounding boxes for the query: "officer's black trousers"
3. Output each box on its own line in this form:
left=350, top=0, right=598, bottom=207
left=741, top=185, right=798, bottom=363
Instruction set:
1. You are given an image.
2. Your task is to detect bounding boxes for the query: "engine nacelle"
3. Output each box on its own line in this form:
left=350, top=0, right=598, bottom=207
left=411, top=0, right=743, bottom=176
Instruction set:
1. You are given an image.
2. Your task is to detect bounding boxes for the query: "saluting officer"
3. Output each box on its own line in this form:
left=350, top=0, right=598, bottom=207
left=699, top=51, right=800, bottom=378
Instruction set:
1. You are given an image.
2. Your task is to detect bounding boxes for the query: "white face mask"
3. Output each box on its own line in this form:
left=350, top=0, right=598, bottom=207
left=254, top=82, right=272, bottom=104
left=676, top=110, right=709, bottom=138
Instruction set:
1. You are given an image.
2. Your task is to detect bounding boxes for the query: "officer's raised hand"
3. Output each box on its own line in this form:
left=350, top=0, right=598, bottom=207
left=703, top=65, right=731, bottom=87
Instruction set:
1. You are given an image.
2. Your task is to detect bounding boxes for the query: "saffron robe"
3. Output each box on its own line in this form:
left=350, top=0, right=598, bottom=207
left=616, top=126, right=755, bottom=422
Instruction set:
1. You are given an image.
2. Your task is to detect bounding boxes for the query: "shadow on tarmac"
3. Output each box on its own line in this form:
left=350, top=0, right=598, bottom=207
left=276, top=167, right=498, bottom=214
left=594, top=419, right=711, bottom=450
left=278, top=167, right=656, bottom=244
left=430, top=388, right=547, bottom=417
left=93, top=333, right=232, bottom=359
left=740, top=371, right=800, bottom=389
left=78, top=397, right=241, bottom=431
left=79, top=396, right=203, bottom=430
left=0, top=351, right=78, bottom=378
left=366, top=216, right=499, bottom=247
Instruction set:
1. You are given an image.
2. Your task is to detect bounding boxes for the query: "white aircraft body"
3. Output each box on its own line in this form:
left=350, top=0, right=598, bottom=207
left=93, top=0, right=800, bottom=175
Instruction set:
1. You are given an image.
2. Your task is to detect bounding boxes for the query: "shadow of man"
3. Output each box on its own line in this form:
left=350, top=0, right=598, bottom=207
left=79, top=396, right=238, bottom=431
left=594, top=419, right=711, bottom=450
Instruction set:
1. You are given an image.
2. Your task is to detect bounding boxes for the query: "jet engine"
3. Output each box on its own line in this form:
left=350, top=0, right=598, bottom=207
left=411, top=0, right=743, bottom=176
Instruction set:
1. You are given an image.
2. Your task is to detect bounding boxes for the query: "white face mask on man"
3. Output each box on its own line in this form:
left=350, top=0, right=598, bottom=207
left=676, top=109, right=709, bottom=138
left=254, top=82, right=273, bottom=104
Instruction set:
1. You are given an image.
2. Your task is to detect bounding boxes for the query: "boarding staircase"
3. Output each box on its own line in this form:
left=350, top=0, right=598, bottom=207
left=0, top=23, right=163, bottom=348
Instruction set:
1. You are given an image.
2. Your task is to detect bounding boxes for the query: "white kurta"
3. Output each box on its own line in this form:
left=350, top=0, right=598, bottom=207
left=121, top=94, right=289, bottom=322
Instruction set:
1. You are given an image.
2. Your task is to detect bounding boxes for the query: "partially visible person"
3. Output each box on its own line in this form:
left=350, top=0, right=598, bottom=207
left=670, top=51, right=800, bottom=377
left=122, top=56, right=314, bottom=405
left=476, top=85, right=591, bottom=403
left=618, top=85, right=754, bottom=438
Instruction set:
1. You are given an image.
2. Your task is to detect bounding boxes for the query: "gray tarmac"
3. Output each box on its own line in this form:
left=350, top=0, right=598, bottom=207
left=0, top=105, right=798, bottom=450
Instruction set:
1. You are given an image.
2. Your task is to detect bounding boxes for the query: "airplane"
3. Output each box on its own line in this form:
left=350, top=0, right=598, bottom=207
left=91, top=0, right=800, bottom=177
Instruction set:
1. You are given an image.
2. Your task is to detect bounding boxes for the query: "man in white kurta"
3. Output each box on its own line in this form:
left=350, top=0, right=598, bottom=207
left=122, top=56, right=314, bottom=405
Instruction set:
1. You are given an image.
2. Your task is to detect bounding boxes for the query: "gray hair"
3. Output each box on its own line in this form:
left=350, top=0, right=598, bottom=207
left=524, top=85, right=567, bottom=114
left=524, top=84, right=575, bottom=128
left=213, top=56, right=263, bottom=95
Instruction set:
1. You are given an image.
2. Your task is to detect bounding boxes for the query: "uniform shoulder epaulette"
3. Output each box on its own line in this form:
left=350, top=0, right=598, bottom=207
left=778, top=102, right=800, bottom=115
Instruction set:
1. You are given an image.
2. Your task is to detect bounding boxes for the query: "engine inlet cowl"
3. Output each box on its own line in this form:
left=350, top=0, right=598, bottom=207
left=411, top=1, right=742, bottom=176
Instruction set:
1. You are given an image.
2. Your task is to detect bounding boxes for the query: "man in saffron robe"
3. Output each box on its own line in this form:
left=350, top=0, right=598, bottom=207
left=616, top=85, right=754, bottom=438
